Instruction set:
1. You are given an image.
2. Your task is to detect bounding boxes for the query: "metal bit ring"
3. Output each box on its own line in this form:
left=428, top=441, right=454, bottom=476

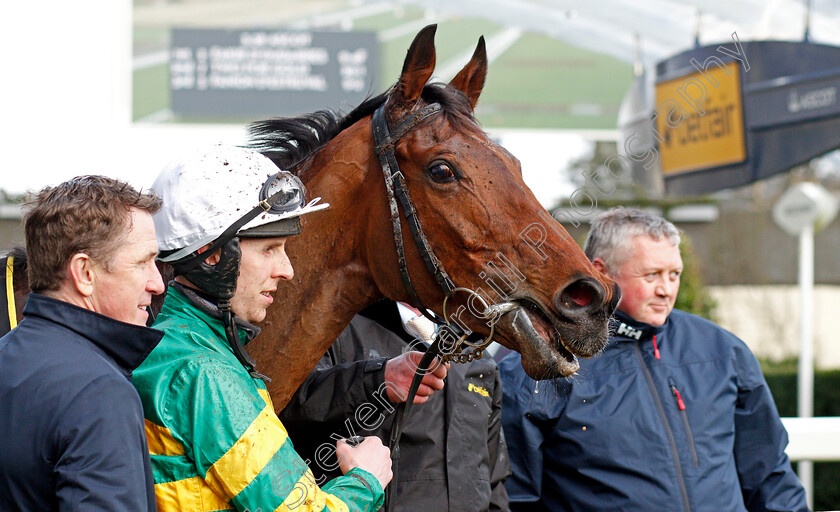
left=441, top=287, right=497, bottom=362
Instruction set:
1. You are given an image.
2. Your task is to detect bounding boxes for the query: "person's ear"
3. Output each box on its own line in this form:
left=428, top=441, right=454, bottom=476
left=592, top=258, right=610, bottom=277
left=67, top=253, right=95, bottom=297
left=196, top=244, right=222, bottom=265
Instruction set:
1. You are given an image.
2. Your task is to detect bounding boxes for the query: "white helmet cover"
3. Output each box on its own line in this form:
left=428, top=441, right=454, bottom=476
left=152, top=144, right=328, bottom=262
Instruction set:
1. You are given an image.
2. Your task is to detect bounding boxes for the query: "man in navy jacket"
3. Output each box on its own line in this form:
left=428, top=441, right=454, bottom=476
left=0, top=176, right=165, bottom=511
left=501, top=207, right=808, bottom=511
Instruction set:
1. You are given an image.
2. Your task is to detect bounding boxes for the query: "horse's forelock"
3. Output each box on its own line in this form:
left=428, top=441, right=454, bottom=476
left=420, top=82, right=477, bottom=131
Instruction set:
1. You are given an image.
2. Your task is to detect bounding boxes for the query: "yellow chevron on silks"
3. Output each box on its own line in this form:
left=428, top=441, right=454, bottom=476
left=272, top=468, right=350, bottom=512
left=205, top=403, right=289, bottom=498
left=155, top=476, right=231, bottom=512
left=258, top=388, right=273, bottom=409
left=146, top=419, right=185, bottom=456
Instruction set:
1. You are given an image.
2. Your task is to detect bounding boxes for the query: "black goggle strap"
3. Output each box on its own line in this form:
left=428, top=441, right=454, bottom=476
left=219, top=299, right=271, bottom=382
left=173, top=176, right=304, bottom=274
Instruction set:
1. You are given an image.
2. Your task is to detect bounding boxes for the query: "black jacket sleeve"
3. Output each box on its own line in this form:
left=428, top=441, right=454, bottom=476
left=280, top=319, right=396, bottom=483
left=55, top=374, right=154, bottom=512
left=488, top=366, right=512, bottom=511
left=280, top=319, right=393, bottom=439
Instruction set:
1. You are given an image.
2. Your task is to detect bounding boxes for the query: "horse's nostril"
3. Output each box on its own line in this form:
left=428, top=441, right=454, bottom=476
left=556, top=277, right=606, bottom=316
left=564, top=281, right=595, bottom=308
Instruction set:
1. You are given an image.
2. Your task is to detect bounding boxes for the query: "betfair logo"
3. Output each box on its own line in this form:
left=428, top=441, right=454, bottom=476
left=468, top=383, right=489, bottom=397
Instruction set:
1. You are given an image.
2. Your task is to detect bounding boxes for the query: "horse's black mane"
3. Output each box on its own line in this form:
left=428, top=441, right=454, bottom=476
left=247, top=82, right=476, bottom=175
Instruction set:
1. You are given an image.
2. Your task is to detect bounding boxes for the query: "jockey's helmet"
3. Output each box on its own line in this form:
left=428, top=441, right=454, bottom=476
left=151, top=144, right=328, bottom=300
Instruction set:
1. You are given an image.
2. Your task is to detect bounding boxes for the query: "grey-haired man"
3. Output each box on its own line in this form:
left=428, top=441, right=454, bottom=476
left=501, top=207, right=808, bottom=511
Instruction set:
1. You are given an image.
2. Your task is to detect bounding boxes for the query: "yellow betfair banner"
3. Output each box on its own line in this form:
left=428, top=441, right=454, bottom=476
left=656, top=61, right=746, bottom=175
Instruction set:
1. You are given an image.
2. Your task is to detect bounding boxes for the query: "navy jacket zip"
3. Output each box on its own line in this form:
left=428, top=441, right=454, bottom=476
left=634, top=342, right=692, bottom=512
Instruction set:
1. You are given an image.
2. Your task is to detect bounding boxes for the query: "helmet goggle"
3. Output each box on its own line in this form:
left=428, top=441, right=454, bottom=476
left=259, top=172, right=307, bottom=215
left=166, top=171, right=308, bottom=270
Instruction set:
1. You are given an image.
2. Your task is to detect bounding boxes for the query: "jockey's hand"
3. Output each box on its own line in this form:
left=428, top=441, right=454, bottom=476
left=337, top=436, right=393, bottom=489
left=384, top=351, right=449, bottom=404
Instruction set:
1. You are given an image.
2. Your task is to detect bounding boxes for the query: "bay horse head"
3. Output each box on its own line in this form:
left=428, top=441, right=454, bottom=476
left=248, top=24, right=620, bottom=408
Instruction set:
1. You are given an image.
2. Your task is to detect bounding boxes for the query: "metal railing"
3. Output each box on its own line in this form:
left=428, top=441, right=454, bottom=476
left=783, top=416, right=840, bottom=461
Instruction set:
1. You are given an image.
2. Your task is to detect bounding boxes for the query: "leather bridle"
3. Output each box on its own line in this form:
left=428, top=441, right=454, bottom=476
left=371, top=101, right=463, bottom=511
left=371, top=99, right=513, bottom=511
left=371, top=102, right=456, bottom=320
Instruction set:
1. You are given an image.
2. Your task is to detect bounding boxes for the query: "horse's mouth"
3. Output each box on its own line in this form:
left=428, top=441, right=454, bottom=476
left=494, top=299, right=582, bottom=378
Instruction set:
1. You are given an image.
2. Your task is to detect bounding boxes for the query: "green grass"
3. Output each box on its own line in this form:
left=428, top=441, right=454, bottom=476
left=475, top=109, right=622, bottom=130
left=378, top=18, right=501, bottom=90
left=133, top=26, right=169, bottom=51
left=350, top=5, right=426, bottom=32
left=132, top=64, right=169, bottom=121
left=477, top=30, right=633, bottom=129
left=428, top=19, right=502, bottom=68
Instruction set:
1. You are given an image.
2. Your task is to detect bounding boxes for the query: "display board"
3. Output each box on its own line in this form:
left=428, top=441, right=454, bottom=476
left=656, top=62, right=746, bottom=176
left=619, top=40, right=840, bottom=195
left=170, top=29, right=379, bottom=119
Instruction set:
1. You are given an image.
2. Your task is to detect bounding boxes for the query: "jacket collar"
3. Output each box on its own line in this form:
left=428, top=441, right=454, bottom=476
left=610, top=309, right=667, bottom=342
left=22, top=293, right=164, bottom=372
left=167, top=283, right=260, bottom=345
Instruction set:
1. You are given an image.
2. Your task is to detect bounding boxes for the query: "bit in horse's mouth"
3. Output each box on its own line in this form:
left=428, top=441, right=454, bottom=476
left=492, top=298, right=581, bottom=378
left=515, top=299, right=577, bottom=364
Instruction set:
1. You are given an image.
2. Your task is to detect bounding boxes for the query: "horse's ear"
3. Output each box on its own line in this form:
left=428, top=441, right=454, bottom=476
left=391, top=24, right=437, bottom=110
left=449, top=36, right=487, bottom=110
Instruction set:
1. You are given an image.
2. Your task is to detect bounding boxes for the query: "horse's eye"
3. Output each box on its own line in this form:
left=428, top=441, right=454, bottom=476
left=428, top=161, right=456, bottom=183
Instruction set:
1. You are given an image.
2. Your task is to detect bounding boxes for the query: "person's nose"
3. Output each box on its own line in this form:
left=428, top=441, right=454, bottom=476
left=657, top=277, right=675, bottom=298
left=273, top=248, right=294, bottom=281
left=148, top=263, right=166, bottom=295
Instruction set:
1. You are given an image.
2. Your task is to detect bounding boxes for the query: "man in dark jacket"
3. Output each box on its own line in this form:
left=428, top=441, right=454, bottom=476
left=501, top=207, right=808, bottom=512
left=0, top=176, right=165, bottom=511
left=281, top=300, right=511, bottom=511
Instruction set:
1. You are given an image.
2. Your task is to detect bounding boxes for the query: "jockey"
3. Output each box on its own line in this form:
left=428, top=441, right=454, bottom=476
left=132, top=144, right=392, bottom=512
